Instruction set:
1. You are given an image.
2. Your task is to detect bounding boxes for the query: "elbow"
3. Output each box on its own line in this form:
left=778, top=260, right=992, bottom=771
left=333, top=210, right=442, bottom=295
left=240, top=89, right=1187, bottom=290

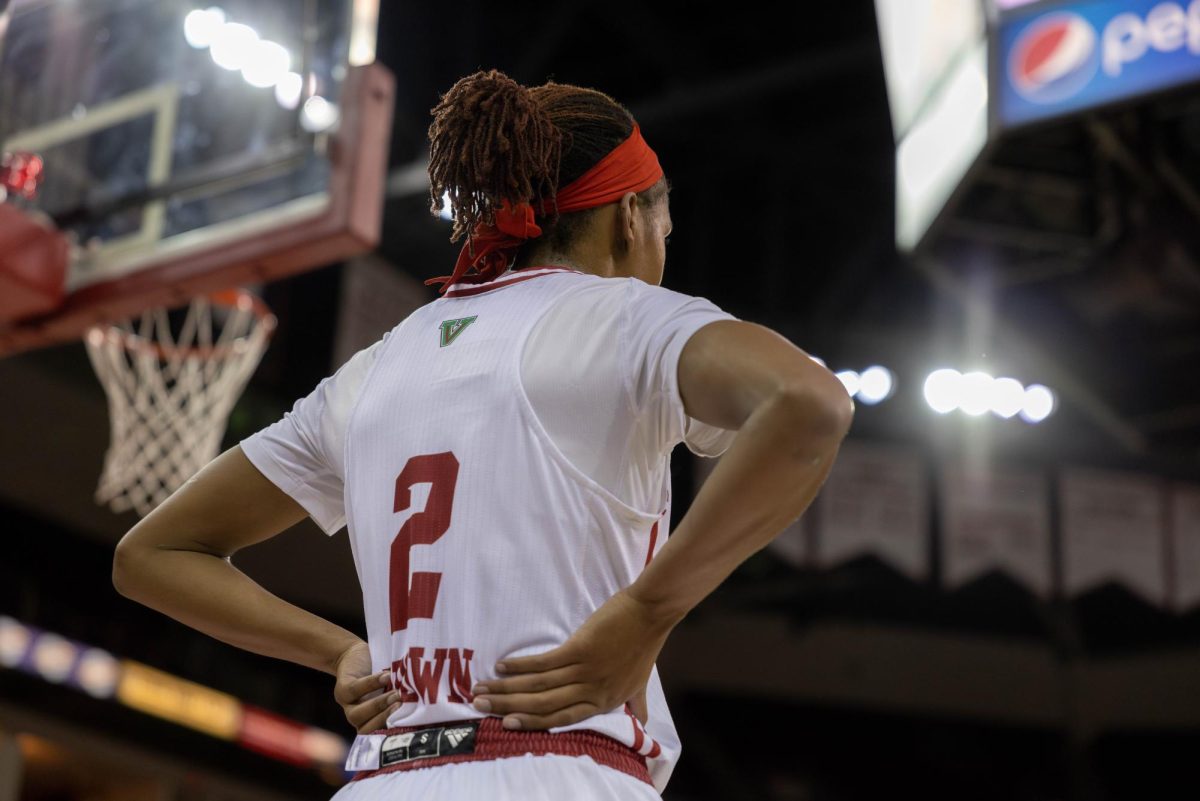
left=776, top=372, right=855, bottom=443
left=112, top=538, right=146, bottom=600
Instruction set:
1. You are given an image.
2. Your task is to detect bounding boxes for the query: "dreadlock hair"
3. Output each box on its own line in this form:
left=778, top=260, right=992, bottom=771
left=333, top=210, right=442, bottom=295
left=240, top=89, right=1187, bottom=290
left=427, top=69, right=667, bottom=259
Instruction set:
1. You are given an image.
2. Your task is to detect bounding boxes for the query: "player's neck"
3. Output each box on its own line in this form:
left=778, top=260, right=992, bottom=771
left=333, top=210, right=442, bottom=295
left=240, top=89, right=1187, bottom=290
left=512, top=248, right=616, bottom=278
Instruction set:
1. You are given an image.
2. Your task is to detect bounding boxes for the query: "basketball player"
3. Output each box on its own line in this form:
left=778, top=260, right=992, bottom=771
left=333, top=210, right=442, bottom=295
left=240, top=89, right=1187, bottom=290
left=112, top=70, right=853, bottom=799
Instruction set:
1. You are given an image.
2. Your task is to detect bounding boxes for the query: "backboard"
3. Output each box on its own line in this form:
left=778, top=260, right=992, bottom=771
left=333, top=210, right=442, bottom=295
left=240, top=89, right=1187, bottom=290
left=0, top=0, right=391, bottom=354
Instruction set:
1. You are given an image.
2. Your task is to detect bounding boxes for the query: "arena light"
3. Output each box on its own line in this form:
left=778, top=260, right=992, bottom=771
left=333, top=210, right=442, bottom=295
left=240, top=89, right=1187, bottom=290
left=857, top=365, right=894, bottom=405
left=958, top=371, right=994, bottom=416
left=300, top=95, right=339, bottom=132
left=439, top=190, right=454, bottom=220
left=0, top=616, right=348, bottom=768
left=32, top=632, right=77, bottom=683
left=76, top=648, right=120, bottom=699
left=835, top=370, right=861, bottom=397
left=832, top=365, right=895, bottom=405
left=242, top=40, right=291, bottom=89
left=923, top=368, right=1056, bottom=423
left=183, top=7, right=226, bottom=49
left=0, top=616, right=31, bottom=667
left=210, top=22, right=259, bottom=71
left=923, top=368, right=962, bottom=414
left=274, top=71, right=304, bottom=109
left=990, top=376, right=1025, bottom=418
left=1020, top=384, right=1055, bottom=423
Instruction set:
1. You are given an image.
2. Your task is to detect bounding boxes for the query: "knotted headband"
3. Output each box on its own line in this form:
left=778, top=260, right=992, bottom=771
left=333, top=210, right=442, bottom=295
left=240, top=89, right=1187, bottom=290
left=427, top=124, right=664, bottom=292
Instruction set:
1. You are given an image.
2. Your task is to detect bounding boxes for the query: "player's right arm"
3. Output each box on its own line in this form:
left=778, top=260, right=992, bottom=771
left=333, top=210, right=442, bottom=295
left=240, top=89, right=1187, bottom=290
left=471, top=319, right=852, bottom=729
left=632, top=318, right=853, bottom=616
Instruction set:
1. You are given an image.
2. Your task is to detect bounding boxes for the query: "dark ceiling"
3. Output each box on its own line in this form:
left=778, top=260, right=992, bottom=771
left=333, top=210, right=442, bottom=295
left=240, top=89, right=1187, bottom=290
left=359, top=0, right=1200, bottom=472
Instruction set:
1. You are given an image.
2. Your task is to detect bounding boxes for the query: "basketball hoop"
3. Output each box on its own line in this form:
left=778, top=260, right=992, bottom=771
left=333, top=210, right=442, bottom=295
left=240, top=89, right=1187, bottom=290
left=84, top=289, right=276, bottom=517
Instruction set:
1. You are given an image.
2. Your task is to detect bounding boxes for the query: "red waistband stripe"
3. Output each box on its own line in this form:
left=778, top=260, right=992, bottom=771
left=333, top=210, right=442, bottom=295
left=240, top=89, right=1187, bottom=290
left=349, top=717, right=653, bottom=786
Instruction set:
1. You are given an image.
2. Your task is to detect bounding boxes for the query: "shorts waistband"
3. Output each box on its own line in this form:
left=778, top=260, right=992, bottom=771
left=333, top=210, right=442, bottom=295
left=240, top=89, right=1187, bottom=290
left=347, top=717, right=652, bottom=786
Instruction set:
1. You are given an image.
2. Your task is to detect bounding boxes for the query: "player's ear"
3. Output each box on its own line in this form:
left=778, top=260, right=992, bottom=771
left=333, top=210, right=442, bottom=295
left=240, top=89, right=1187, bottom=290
left=617, top=191, right=639, bottom=247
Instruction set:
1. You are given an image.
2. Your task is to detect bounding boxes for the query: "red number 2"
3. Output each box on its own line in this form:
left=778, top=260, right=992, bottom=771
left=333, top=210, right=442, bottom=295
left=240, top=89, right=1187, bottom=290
left=389, top=452, right=460, bottom=632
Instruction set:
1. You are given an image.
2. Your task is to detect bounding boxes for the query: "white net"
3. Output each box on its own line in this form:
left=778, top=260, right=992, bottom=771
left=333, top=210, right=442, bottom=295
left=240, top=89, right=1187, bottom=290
left=84, top=291, right=275, bottom=517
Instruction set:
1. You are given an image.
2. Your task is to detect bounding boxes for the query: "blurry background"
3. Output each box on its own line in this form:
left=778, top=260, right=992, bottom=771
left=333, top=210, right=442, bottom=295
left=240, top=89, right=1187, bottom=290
left=4, top=0, right=1200, bottom=799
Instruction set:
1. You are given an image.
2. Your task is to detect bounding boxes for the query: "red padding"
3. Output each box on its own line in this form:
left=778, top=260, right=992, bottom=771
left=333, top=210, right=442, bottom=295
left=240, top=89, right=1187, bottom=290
left=0, top=204, right=68, bottom=324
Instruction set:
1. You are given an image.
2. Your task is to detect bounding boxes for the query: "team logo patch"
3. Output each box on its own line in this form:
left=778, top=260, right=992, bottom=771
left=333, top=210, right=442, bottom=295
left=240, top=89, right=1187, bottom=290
left=379, top=721, right=479, bottom=767
left=439, top=316, right=478, bottom=347
left=1009, top=12, right=1099, bottom=104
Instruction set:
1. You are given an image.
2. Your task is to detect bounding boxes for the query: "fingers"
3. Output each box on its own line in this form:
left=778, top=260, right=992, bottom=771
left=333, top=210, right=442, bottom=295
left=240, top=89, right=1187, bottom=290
left=356, top=701, right=400, bottom=735
left=472, top=665, right=578, bottom=697
left=346, top=690, right=400, bottom=732
left=496, top=644, right=578, bottom=675
left=496, top=702, right=600, bottom=732
left=334, top=669, right=390, bottom=705
left=472, top=684, right=588, bottom=717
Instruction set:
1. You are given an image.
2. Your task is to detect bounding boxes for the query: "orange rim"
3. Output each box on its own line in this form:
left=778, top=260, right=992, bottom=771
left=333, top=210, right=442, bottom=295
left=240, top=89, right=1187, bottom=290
left=85, top=289, right=277, bottom=361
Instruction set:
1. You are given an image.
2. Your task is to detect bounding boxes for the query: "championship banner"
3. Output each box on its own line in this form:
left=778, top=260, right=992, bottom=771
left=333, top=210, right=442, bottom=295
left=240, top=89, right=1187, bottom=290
left=939, top=464, right=1052, bottom=596
left=1059, top=468, right=1167, bottom=604
left=1169, top=483, right=1200, bottom=611
left=813, top=442, right=929, bottom=580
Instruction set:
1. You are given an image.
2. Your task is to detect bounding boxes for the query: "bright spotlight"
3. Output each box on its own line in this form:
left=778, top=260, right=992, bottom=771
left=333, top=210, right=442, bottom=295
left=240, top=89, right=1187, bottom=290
left=923, top=368, right=961, bottom=414
left=990, top=377, right=1024, bottom=418
left=210, top=22, right=259, bottom=71
left=274, top=71, right=304, bottom=109
left=183, top=7, right=225, bottom=49
left=300, top=95, right=340, bottom=132
left=1020, top=384, right=1055, bottom=423
left=242, top=40, right=291, bottom=88
left=439, top=190, right=454, bottom=220
left=958, top=371, right=994, bottom=416
left=857, top=365, right=893, bottom=405
left=835, top=370, right=861, bottom=397
left=32, top=633, right=75, bottom=683
left=0, top=617, right=31, bottom=667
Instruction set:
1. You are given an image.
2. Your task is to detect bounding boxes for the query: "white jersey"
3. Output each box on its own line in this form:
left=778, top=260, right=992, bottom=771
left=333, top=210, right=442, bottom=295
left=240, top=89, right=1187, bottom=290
left=241, top=266, right=734, bottom=792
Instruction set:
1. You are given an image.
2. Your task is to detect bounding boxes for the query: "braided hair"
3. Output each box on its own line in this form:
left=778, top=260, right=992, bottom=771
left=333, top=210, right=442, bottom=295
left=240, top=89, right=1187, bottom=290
left=427, top=69, right=665, bottom=256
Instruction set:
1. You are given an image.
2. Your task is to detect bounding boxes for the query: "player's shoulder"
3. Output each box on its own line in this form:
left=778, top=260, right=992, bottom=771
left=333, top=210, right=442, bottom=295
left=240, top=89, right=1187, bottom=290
left=555, top=272, right=704, bottom=306
left=620, top=277, right=728, bottom=326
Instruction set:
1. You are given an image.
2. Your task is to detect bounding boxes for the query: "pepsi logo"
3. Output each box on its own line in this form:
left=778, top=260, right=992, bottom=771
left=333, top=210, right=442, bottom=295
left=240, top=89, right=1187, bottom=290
left=1009, top=12, right=1100, bottom=104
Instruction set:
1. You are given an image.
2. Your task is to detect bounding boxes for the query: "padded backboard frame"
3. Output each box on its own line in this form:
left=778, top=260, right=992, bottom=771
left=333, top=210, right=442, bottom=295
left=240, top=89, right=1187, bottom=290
left=0, top=62, right=394, bottom=356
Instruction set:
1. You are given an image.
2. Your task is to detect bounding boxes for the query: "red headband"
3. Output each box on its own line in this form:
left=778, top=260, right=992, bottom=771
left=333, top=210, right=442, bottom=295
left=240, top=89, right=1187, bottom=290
left=428, top=124, right=664, bottom=292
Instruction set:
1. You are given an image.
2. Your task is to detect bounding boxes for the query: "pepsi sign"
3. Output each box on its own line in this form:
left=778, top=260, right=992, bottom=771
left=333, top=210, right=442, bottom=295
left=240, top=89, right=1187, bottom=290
left=999, top=0, right=1200, bottom=126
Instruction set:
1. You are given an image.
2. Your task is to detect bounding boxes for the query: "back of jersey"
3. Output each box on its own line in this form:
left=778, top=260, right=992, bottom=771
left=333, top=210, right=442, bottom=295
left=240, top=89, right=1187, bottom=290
left=343, top=267, right=674, bottom=775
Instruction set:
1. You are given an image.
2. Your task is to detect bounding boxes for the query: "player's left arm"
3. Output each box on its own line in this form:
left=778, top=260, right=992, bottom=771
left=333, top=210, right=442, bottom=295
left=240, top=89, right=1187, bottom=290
left=112, top=446, right=401, bottom=731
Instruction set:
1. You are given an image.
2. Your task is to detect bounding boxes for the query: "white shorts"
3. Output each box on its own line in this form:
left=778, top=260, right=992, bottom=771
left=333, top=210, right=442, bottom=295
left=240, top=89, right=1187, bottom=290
left=329, top=753, right=662, bottom=801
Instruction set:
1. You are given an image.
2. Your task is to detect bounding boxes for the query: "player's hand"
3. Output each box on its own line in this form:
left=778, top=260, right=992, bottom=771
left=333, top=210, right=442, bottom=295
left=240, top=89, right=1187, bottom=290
left=470, top=588, right=677, bottom=730
left=332, top=640, right=399, bottom=734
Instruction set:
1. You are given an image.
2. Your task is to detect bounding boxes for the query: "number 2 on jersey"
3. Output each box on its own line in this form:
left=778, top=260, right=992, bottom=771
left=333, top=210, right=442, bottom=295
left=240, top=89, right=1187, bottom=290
left=389, top=451, right=460, bottom=632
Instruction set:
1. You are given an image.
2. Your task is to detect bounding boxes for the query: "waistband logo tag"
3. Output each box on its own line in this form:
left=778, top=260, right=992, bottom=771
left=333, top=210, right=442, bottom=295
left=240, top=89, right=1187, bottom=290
left=379, top=721, right=480, bottom=767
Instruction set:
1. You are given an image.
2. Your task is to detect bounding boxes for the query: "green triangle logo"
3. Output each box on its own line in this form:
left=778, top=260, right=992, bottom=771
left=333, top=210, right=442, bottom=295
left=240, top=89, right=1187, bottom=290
left=439, top=315, right=477, bottom=347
